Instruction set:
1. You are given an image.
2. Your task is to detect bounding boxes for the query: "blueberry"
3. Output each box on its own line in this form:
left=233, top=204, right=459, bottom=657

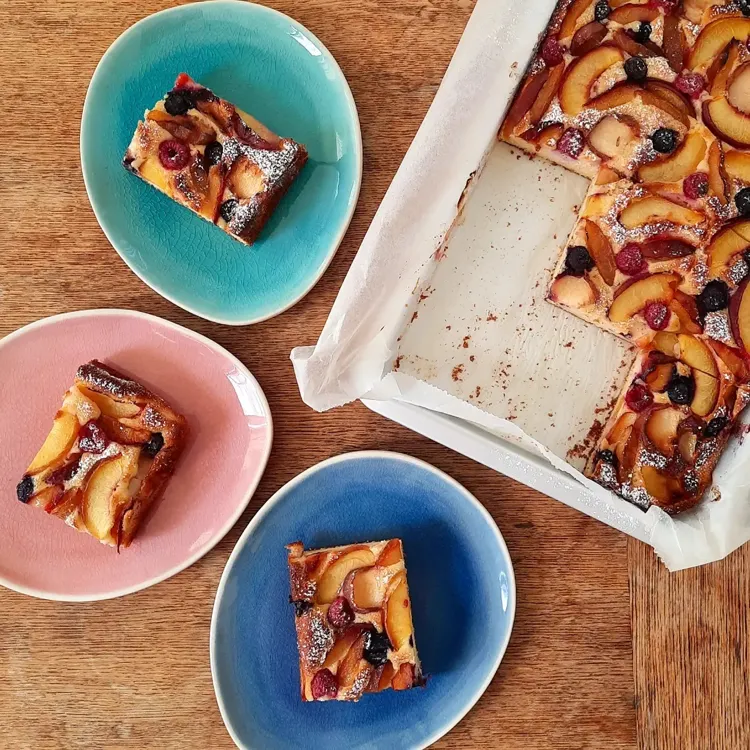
left=363, top=630, right=391, bottom=667
left=651, top=128, right=679, bottom=154
left=735, top=187, right=750, bottom=217
left=596, top=449, right=618, bottom=466
left=142, top=432, right=164, bottom=458
left=704, top=415, right=728, bottom=438
left=16, top=475, right=34, bottom=504
left=624, top=56, right=648, bottom=83
left=740, top=0, right=750, bottom=16
left=220, top=199, right=239, bottom=223
left=290, top=598, right=313, bottom=617
left=697, top=280, right=729, bottom=313
left=204, top=141, right=223, bottom=166
left=164, top=90, right=194, bottom=116
left=565, top=245, right=595, bottom=275
left=633, top=21, right=652, bottom=43
left=594, top=0, right=610, bottom=21
left=667, top=374, right=695, bottom=405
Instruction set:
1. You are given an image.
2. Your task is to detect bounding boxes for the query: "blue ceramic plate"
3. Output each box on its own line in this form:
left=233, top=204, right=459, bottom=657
left=81, top=0, right=362, bottom=325
left=210, top=451, right=516, bottom=749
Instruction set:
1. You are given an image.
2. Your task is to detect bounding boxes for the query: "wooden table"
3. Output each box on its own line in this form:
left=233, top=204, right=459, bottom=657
left=1, top=1, right=748, bottom=748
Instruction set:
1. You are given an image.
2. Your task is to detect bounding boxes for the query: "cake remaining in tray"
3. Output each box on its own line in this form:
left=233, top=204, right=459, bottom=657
left=500, top=0, right=750, bottom=512
left=124, top=73, right=308, bottom=246
left=16, top=360, right=188, bottom=548
left=287, top=539, right=423, bottom=702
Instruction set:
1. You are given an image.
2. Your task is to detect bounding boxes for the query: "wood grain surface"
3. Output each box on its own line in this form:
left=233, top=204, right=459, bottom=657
left=0, top=1, right=746, bottom=748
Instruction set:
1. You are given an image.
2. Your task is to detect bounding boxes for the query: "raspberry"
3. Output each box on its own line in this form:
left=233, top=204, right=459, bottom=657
left=78, top=421, right=109, bottom=454
left=311, top=669, right=338, bottom=700
left=683, top=172, right=709, bottom=200
left=615, top=244, right=646, bottom=275
left=644, top=301, right=670, bottom=331
left=541, top=36, right=564, bottom=67
left=556, top=128, right=584, bottom=159
left=674, top=72, right=705, bottom=99
left=327, top=597, right=354, bottom=628
left=625, top=383, right=653, bottom=412
left=158, top=139, right=191, bottom=170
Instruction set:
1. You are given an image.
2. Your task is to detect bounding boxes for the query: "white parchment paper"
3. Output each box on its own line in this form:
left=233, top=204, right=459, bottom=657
left=291, top=0, right=750, bottom=569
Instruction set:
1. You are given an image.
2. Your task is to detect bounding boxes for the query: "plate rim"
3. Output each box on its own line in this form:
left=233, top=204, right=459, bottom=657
left=0, top=308, right=274, bottom=602
left=209, top=449, right=517, bottom=750
left=79, top=0, right=363, bottom=326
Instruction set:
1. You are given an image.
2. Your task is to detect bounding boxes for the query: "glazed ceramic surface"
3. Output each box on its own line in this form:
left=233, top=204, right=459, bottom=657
left=81, top=0, right=361, bottom=324
left=0, top=310, right=272, bottom=600
left=211, top=451, right=515, bottom=749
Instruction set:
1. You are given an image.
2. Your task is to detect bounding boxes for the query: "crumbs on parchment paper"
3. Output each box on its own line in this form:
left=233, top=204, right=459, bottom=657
left=462, top=335, right=471, bottom=349
left=486, top=312, right=497, bottom=321
left=393, top=356, right=402, bottom=371
left=566, top=419, right=605, bottom=462
left=452, top=364, right=464, bottom=382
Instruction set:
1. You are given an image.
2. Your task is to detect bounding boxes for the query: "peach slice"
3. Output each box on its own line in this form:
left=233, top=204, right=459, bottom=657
left=585, top=220, right=617, bottom=286
left=229, top=157, right=265, bottom=200
left=501, top=68, right=550, bottom=138
left=549, top=274, right=597, bottom=307
left=582, top=192, right=617, bottom=218
left=559, top=0, right=595, bottom=40
left=560, top=46, right=624, bottom=116
left=728, top=63, right=750, bottom=113
left=689, top=18, right=750, bottom=72
left=640, top=238, right=695, bottom=260
left=596, top=166, right=624, bottom=185
left=316, top=548, right=377, bottom=604
left=79, top=388, right=141, bottom=420
left=608, top=273, right=680, bottom=323
left=645, top=407, right=683, bottom=455
left=709, top=339, right=750, bottom=381
left=707, top=223, right=750, bottom=275
left=730, top=277, right=750, bottom=355
left=637, top=130, right=706, bottom=184
left=82, top=457, right=121, bottom=540
left=709, top=41, right=740, bottom=98
left=612, top=28, right=661, bottom=60
left=662, top=14, right=684, bottom=73
left=63, top=386, right=101, bottom=425
left=528, top=65, right=565, bottom=125
left=704, top=97, right=750, bottom=149
left=608, top=411, right=637, bottom=444
left=653, top=331, right=680, bottom=358
left=683, top=0, right=715, bottom=24
left=98, top=415, right=151, bottom=446
left=376, top=539, right=403, bottom=567
left=619, top=196, right=704, bottom=229
left=691, top=370, right=720, bottom=416
left=384, top=573, right=413, bottom=651
left=646, top=362, right=676, bottom=391
left=378, top=662, right=396, bottom=691
left=679, top=431, right=698, bottom=464
left=643, top=81, right=694, bottom=121
left=590, top=82, right=640, bottom=111
left=322, top=624, right=369, bottom=670
left=707, top=139, right=730, bottom=205
left=570, top=22, right=608, bottom=57
left=138, top=157, right=172, bottom=194
left=587, top=115, right=638, bottom=160
left=342, top=566, right=391, bottom=612
left=336, top=630, right=373, bottom=691
left=677, top=334, right=719, bottom=377
left=608, top=4, right=658, bottom=24
left=618, top=411, right=648, bottom=483
left=27, top=412, right=79, bottom=474
left=670, top=297, right=703, bottom=335
left=724, top=149, right=750, bottom=183
left=392, top=664, right=416, bottom=691
left=640, top=89, right=691, bottom=128
left=641, top=465, right=674, bottom=504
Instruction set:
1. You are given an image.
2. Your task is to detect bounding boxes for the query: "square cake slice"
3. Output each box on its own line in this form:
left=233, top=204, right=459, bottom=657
left=16, top=360, right=188, bottom=548
left=287, top=539, right=423, bottom=702
left=123, top=73, right=308, bottom=246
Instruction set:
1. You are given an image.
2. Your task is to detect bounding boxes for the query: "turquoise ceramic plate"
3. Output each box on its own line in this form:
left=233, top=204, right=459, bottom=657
left=81, top=0, right=362, bottom=325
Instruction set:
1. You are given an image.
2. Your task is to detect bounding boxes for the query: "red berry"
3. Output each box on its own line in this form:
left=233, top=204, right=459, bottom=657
left=46, top=456, right=82, bottom=486
left=78, top=421, right=109, bottom=454
left=541, top=36, right=564, bottom=67
left=158, top=139, right=191, bottom=170
left=625, top=383, right=653, bottom=412
left=650, top=0, right=677, bottom=11
left=327, top=597, right=354, bottom=628
left=311, top=668, right=338, bottom=700
left=644, top=301, right=670, bottom=331
left=683, top=172, right=709, bottom=200
left=674, top=72, right=705, bottom=99
left=615, top=244, right=646, bottom=275
left=556, top=128, right=584, bottom=159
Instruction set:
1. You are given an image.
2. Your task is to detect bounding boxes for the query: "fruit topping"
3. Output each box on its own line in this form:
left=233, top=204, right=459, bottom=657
left=645, top=301, right=670, bottom=331
left=641, top=465, right=676, bottom=504
left=585, top=220, right=617, bottom=285
left=78, top=421, right=109, bottom=454
left=709, top=340, right=749, bottom=381
left=675, top=73, right=705, bottom=99
left=316, top=547, right=377, bottom=604
left=624, top=56, right=648, bottom=82
left=736, top=188, right=750, bottom=218
left=27, top=412, right=79, bottom=474
left=571, top=22, right=609, bottom=57
left=565, top=245, right=595, bottom=275
left=327, top=596, right=355, bottom=628
left=158, top=139, right=191, bottom=170
left=587, top=115, right=638, bottom=159
left=691, top=370, right=719, bottom=416
left=645, top=407, right=682, bottom=455
left=384, top=573, right=413, bottom=650
left=609, top=273, right=679, bottom=322
left=594, top=0, right=611, bottom=22
left=667, top=373, right=695, bottom=405
left=689, top=18, right=750, bottom=72
left=45, top=456, right=82, bottom=486
left=703, top=97, right=750, bottom=149
left=16, top=475, right=34, bottom=503
left=336, top=630, right=372, bottom=691
left=616, top=243, right=646, bottom=275
left=376, top=539, right=403, bottom=566
left=678, top=431, right=698, bottom=463
left=220, top=199, right=239, bottom=223
left=638, top=130, right=706, bottom=183
left=678, top=334, right=719, bottom=377
left=362, top=630, right=391, bottom=667
left=646, top=362, right=676, bottom=391
left=164, top=89, right=194, bottom=116
left=83, top=456, right=125, bottom=540
left=633, top=22, right=652, bottom=44
left=541, top=36, right=565, bottom=67
left=619, top=196, right=703, bottom=228
left=502, top=69, right=551, bottom=137
left=625, top=383, right=653, bottom=412
left=556, top=128, right=585, bottom=159
left=291, top=599, right=313, bottom=617
left=204, top=141, right=223, bottom=166
left=311, top=668, right=338, bottom=700
left=142, top=432, right=165, bottom=457
left=705, top=415, right=729, bottom=437
left=661, top=15, right=684, bottom=72
left=641, top=239, right=695, bottom=259
left=560, top=46, right=624, bottom=115
left=697, top=280, right=729, bottom=314
left=707, top=222, right=750, bottom=275
left=392, top=663, right=416, bottom=691
left=683, top=172, right=708, bottom=200
left=344, top=566, right=391, bottom=611
left=549, top=274, right=597, bottom=307
left=651, top=128, right=678, bottom=154
left=560, top=0, right=593, bottom=40
left=597, top=449, right=617, bottom=465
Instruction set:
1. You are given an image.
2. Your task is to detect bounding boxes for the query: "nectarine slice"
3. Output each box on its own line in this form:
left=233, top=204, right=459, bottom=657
left=502, top=68, right=550, bottom=138
left=570, top=22, right=608, bottom=57
left=376, top=539, right=403, bottom=567
left=560, top=46, right=624, bottom=116
left=678, top=431, right=698, bottom=464
left=316, top=548, right=376, bottom=604
left=643, top=81, right=694, bottom=121
left=724, top=149, right=750, bottom=183
left=79, top=388, right=141, bottom=419
left=139, top=157, right=172, bottom=194
left=653, top=331, right=680, bottom=358
left=728, top=62, right=750, bottom=114
left=645, top=407, right=682, bottom=455
left=384, top=573, right=413, bottom=651
left=549, top=274, right=597, bottom=308
left=609, top=273, right=679, bottom=323
left=689, top=18, right=750, bottom=72
left=641, top=465, right=673, bottom=503
left=707, top=223, right=750, bottom=275
left=677, top=334, right=719, bottom=377
left=345, top=566, right=390, bottom=611
left=646, top=362, right=676, bottom=391
left=559, top=0, right=595, bottom=40
left=589, top=83, right=640, bottom=111
left=637, top=130, right=706, bottom=184
left=82, top=457, right=121, bottom=540
left=708, top=339, right=749, bottom=381
left=28, top=412, right=79, bottom=474
left=587, top=115, right=637, bottom=160
left=323, top=624, right=368, bottom=669
left=703, top=97, right=750, bottom=149
left=608, top=411, right=637, bottom=444
left=585, top=220, right=617, bottom=286
left=528, top=64, right=565, bottom=125
left=707, top=139, right=730, bottom=205
left=691, top=369, right=720, bottom=417
left=608, top=4, right=658, bottom=24
left=619, top=196, right=704, bottom=229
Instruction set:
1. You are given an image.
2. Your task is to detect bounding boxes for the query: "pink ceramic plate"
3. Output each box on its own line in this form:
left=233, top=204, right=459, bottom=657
left=0, top=310, right=273, bottom=601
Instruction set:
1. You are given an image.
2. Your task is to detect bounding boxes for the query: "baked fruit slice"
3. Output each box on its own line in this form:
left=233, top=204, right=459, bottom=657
left=16, top=360, right=188, bottom=548
left=287, top=539, right=423, bottom=702
left=123, top=73, right=308, bottom=246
